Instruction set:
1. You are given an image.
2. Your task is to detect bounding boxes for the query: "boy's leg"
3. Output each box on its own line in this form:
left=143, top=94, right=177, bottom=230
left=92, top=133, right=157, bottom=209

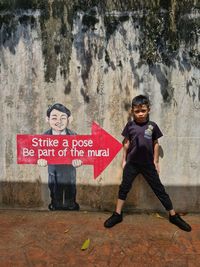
left=118, top=163, right=139, bottom=204
left=141, top=164, right=173, bottom=211
left=104, top=162, right=139, bottom=228
left=141, top=164, right=192, bottom=232
left=116, top=199, right=125, bottom=214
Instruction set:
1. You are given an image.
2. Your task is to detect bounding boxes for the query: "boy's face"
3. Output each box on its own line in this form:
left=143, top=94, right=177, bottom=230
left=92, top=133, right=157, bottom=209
left=132, top=104, right=150, bottom=123
left=48, top=109, right=69, bottom=132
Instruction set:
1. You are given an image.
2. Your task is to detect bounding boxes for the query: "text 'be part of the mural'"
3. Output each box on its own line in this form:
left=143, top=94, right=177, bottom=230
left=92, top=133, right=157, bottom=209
left=17, top=122, right=122, bottom=178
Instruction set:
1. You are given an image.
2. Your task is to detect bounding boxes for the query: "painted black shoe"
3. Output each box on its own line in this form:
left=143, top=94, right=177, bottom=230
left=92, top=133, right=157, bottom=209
left=169, top=214, right=192, bottom=232
left=68, top=202, right=80, bottom=211
left=104, top=212, right=123, bottom=228
left=63, top=202, right=80, bottom=211
left=48, top=203, right=63, bottom=211
left=48, top=203, right=56, bottom=211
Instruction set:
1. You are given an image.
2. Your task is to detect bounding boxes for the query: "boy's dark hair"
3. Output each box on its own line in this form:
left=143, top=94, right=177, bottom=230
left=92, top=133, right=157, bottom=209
left=47, top=103, right=71, bottom=117
left=131, top=95, right=150, bottom=108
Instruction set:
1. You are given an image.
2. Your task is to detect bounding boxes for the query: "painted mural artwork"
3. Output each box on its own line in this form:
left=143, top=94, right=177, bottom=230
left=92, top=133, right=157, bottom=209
left=17, top=103, right=122, bottom=210
left=42, top=104, right=80, bottom=210
left=39, top=104, right=81, bottom=211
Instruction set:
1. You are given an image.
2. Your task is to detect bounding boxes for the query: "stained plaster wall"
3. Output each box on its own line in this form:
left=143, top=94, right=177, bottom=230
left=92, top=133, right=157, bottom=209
left=0, top=0, right=199, bottom=211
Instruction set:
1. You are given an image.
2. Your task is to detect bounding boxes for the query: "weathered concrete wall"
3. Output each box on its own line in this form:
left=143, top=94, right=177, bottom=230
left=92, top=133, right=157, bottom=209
left=0, top=0, right=200, bottom=211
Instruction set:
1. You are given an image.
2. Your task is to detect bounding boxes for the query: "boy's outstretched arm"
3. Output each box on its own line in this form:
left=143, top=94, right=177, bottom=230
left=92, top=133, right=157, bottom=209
left=122, top=138, right=129, bottom=168
left=153, top=139, right=160, bottom=173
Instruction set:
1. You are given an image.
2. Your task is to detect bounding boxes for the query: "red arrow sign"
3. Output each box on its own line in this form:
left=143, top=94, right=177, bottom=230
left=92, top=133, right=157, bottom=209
left=17, top=122, right=122, bottom=179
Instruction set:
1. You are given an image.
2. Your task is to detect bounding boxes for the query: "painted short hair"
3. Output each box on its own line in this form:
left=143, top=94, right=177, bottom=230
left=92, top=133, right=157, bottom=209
left=46, top=103, right=71, bottom=117
left=131, top=95, right=150, bottom=108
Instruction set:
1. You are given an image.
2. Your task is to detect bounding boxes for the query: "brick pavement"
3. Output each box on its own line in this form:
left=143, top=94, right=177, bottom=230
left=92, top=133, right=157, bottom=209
left=0, top=210, right=199, bottom=267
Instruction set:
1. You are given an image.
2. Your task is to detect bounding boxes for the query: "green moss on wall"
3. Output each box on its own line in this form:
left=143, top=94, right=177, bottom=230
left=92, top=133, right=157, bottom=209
left=0, top=0, right=199, bottom=82
left=82, top=14, right=99, bottom=29
left=104, top=14, right=129, bottom=40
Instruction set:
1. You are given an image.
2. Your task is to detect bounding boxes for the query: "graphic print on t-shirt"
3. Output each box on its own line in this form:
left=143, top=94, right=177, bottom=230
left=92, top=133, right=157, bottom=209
left=144, top=124, right=154, bottom=139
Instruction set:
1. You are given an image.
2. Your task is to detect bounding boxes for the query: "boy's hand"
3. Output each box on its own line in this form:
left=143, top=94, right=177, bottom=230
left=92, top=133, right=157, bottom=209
left=72, top=159, right=82, bottom=168
left=154, top=162, right=160, bottom=173
left=122, top=160, right=126, bottom=169
left=37, top=159, right=48, bottom=167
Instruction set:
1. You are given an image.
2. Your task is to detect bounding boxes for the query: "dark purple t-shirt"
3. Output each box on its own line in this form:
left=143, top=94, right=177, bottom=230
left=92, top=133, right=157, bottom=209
left=122, top=120, right=163, bottom=164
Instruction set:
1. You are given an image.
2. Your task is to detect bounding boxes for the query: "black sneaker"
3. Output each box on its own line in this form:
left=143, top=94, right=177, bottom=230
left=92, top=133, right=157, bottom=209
left=169, top=214, right=192, bottom=232
left=104, top=212, right=123, bottom=228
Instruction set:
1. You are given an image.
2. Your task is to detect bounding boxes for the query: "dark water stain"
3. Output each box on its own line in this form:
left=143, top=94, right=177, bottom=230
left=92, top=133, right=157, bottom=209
left=5, top=139, right=13, bottom=168
left=186, top=78, right=200, bottom=102
left=80, top=87, right=90, bottom=103
left=104, top=15, right=120, bottom=40
left=104, top=14, right=129, bottom=40
left=97, top=46, right=104, bottom=60
left=189, top=50, right=200, bottom=69
left=39, top=1, right=73, bottom=82
left=117, top=60, right=123, bottom=68
left=54, top=44, right=61, bottom=55
left=130, top=58, right=141, bottom=88
left=64, top=81, right=71, bottom=95
left=179, top=51, right=192, bottom=72
left=82, top=9, right=99, bottom=30
left=124, top=101, right=131, bottom=111
left=0, top=13, right=25, bottom=54
left=81, top=50, right=93, bottom=86
left=105, top=49, right=110, bottom=65
left=104, top=49, right=116, bottom=70
left=73, top=16, right=94, bottom=87
left=149, top=64, right=173, bottom=103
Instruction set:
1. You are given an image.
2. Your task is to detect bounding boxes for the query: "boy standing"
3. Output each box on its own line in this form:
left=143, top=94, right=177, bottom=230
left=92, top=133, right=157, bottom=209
left=38, top=103, right=82, bottom=211
left=104, top=95, right=192, bottom=232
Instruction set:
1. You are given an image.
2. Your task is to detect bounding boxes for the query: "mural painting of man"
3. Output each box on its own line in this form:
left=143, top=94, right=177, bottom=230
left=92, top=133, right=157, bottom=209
left=37, top=103, right=82, bottom=211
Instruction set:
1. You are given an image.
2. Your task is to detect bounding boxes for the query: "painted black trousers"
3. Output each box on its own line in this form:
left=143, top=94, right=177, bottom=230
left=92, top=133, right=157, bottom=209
left=118, top=162, right=173, bottom=211
left=48, top=164, right=77, bottom=207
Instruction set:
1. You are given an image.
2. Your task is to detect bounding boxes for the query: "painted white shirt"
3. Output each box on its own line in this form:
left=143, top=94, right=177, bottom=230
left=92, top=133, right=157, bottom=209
left=52, top=130, right=66, bottom=135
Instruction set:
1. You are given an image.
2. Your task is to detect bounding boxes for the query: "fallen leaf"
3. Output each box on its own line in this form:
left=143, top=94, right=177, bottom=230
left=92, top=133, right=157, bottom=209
left=155, top=213, right=164, bottom=219
left=171, top=230, right=179, bottom=242
left=81, top=239, right=90, bottom=251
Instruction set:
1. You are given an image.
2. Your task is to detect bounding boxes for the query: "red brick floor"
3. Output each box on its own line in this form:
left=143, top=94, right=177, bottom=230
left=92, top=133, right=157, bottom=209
left=0, top=210, right=199, bottom=267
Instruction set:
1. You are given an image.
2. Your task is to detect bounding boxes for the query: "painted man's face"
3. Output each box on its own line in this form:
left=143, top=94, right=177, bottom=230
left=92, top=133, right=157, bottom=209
left=48, top=109, right=69, bottom=132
